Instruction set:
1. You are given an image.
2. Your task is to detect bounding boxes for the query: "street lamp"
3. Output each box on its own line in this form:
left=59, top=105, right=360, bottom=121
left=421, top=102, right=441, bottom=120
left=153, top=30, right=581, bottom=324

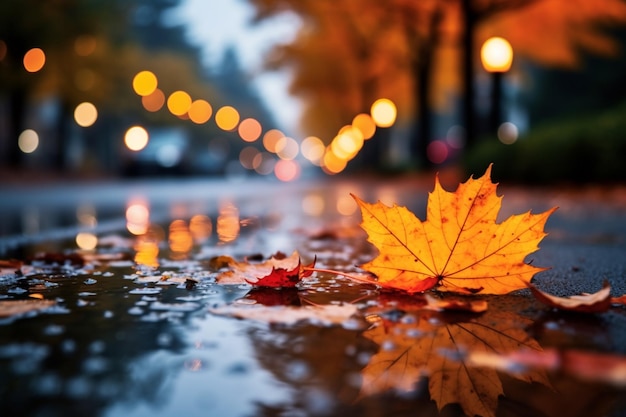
left=480, top=37, right=513, bottom=133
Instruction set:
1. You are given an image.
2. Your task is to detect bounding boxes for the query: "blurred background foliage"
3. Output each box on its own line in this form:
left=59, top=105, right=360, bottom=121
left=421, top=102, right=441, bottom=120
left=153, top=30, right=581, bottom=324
left=1, top=0, right=626, bottom=183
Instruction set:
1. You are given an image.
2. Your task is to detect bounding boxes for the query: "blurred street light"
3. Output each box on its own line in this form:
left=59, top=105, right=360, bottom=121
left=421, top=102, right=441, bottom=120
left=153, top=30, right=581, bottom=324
left=480, top=37, right=513, bottom=133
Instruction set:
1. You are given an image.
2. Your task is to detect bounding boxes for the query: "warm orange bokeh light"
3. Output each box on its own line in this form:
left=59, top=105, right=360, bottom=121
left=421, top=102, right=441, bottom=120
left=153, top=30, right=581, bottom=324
left=217, top=203, right=240, bottom=243
left=322, top=149, right=347, bottom=175
left=167, top=90, right=192, bottom=116
left=74, top=102, right=98, bottom=127
left=23, top=48, right=45, bottom=72
left=215, top=106, right=240, bottom=131
left=352, top=113, right=376, bottom=139
left=238, top=118, right=262, bottom=142
left=371, top=98, right=397, bottom=128
left=188, top=99, right=213, bottom=124
left=262, top=129, right=284, bottom=153
left=142, top=88, right=165, bottom=112
left=189, top=215, right=212, bottom=243
left=18, top=129, right=39, bottom=154
left=481, top=37, right=513, bottom=73
left=169, top=219, right=193, bottom=255
left=76, top=232, right=98, bottom=250
left=133, top=71, right=158, bottom=96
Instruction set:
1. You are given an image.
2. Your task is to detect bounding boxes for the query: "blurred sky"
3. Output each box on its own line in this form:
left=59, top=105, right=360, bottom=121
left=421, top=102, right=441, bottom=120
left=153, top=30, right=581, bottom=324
left=174, top=0, right=302, bottom=135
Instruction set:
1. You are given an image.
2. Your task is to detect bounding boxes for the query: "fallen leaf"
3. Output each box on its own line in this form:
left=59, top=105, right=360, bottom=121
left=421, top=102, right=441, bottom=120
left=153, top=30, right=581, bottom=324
left=359, top=310, right=549, bottom=417
left=0, top=299, right=57, bottom=318
left=352, top=165, right=556, bottom=294
left=529, top=281, right=612, bottom=313
left=216, top=251, right=314, bottom=288
left=209, top=303, right=359, bottom=326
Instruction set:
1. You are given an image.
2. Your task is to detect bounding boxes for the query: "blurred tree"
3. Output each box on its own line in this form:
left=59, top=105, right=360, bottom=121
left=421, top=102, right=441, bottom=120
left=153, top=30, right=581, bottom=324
left=248, top=0, right=626, bottom=171
left=0, top=0, right=219, bottom=174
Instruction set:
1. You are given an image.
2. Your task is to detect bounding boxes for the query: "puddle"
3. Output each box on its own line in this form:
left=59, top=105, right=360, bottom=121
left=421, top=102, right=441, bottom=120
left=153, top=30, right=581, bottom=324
left=1, top=181, right=626, bottom=416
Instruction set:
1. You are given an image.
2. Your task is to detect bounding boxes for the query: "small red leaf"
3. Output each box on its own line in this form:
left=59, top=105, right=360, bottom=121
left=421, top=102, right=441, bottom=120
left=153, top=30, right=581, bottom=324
left=248, top=261, right=302, bottom=288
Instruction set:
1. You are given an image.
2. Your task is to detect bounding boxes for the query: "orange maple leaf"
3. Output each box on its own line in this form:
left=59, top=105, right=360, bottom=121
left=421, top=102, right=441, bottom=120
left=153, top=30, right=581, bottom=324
left=352, top=165, right=557, bottom=294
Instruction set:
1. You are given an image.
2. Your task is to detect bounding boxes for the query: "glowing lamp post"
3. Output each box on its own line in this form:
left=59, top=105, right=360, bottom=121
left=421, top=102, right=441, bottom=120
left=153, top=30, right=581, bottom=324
left=480, top=37, right=513, bottom=133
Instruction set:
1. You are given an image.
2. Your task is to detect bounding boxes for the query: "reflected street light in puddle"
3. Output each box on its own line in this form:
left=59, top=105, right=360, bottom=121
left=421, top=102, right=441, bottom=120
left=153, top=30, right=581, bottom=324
left=480, top=37, right=513, bottom=134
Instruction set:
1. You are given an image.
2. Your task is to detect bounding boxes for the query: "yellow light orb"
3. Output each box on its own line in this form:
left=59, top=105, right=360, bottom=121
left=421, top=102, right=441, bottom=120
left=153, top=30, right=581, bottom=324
left=215, top=106, right=240, bottom=131
left=124, top=126, right=149, bottom=151
left=74, top=102, right=98, bottom=127
left=262, top=129, right=284, bottom=153
left=76, top=232, right=98, bottom=250
left=371, top=98, right=397, bottom=128
left=132, top=70, right=158, bottom=96
left=480, top=37, right=513, bottom=73
left=167, top=90, right=192, bottom=116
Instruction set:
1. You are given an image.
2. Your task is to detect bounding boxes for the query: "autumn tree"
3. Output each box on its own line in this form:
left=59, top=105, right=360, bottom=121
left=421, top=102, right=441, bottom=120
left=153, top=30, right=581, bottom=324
left=249, top=0, right=626, bottom=171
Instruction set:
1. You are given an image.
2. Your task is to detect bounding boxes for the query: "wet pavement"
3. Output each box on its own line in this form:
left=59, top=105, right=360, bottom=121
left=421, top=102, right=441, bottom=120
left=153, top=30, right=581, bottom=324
left=1, top=174, right=626, bottom=417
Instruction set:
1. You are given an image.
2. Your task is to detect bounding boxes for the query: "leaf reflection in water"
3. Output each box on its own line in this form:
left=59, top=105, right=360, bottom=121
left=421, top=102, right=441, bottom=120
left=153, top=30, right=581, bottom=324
left=359, top=304, right=550, bottom=417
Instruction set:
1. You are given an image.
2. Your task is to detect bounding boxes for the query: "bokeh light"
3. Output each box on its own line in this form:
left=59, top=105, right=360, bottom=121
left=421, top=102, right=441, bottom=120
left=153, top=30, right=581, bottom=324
left=74, top=102, right=98, bottom=127
left=169, top=219, right=193, bottom=255
left=322, top=149, right=347, bottom=174
left=132, top=70, right=158, bottom=96
left=497, top=122, right=519, bottom=144
left=371, top=98, right=397, bottom=128
left=23, top=48, right=45, bottom=72
left=480, top=37, right=514, bottom=73
left=352, top=113, right=376, bottom=139
left=276, top=136, right=299, bottom=160
left=189, top=215, right=212, bottom=244
left=215, top=106, right=240, bottom=131
left=167, top=90, right=192, bottom=116
left=217, top=203, right=240, bottom=243
left=74, top=35, right=97, bottom=56
left=188, top=99, right=212, bottom=124
left=238, top=118, right=262, bottom=142
left=336, top=194, right=357, bottom=216
left=76, top=232, right=98, bottom=250
left=274, top=159, right=300, bottom=182
left=124, top=126, right=149, bottom=151
left=126, top=201, right=150, bottom=235
left=262, top=129, right=284, bottom=153
left=239, top=146, right=260, bottom=169
left=302, top=194, right=325, bottom=217
left=253, top=152, right=275, bottom=175
left=141, top=88, right=165, bottom=112
left=300, top=136, right=325, bottom=165
left=18, top=129, right=39, bottom=153
left=427, top=140, right=449, bottom=164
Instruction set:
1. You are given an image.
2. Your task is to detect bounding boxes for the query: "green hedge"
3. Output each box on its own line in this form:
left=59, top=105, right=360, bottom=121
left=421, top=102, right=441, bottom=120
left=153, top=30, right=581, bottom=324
left=463, top=103, right=626, bottom=184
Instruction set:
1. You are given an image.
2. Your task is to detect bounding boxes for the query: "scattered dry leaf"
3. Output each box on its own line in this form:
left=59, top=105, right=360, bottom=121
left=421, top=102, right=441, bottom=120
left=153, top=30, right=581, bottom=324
left=0, top=299, right=56, bottom=318
left=529, top=281, right=612, bottom=313
left=352, top=165, right=556, bottom=294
